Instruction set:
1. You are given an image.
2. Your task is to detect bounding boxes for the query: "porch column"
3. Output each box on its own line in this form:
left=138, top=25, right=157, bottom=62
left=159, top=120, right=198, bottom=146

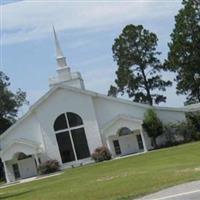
left=2, top=161, right=11, bottom=183
left=140, top=127, right=148, bottom=152
left=34, top=154, right=40, bottom=167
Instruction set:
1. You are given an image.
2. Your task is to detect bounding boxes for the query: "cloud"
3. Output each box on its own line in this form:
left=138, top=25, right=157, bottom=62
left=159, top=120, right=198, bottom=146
left=83, top=65, right=115, bottom=93
left=1, top=0, right=182, bottom=45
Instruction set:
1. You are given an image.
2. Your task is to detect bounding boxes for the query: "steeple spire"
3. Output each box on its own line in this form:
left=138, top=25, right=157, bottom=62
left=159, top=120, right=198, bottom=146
left=49, top=26, right=85, bottom=90
left=52, top=25, right=67, bottom=68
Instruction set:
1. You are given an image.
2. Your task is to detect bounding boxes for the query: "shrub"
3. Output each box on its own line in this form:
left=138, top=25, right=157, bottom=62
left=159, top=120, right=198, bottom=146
left=186, top=112, right=200, bottom=140
left=161, top=119, right=200, bottom=149
left=38, top=159, right=60, bottom=175
left=91, top=146, right=112, bottom=162
left=142, top=109, right=163, bottom=149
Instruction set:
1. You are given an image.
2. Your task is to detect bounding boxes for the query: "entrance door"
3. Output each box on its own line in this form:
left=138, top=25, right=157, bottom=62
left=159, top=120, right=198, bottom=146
left=19, top=157, right=37, bottom=179
left=12, top=163, right=20, bottom=179
left=113, top=140, right=121, bottom=155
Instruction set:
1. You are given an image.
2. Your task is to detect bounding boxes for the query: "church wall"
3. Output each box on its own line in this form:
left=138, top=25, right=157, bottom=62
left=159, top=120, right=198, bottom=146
left=155, top=109, right=186, bottom=124
left=93, top=97, right=186, bottom=128
left=34, top=88, right=102, bottom=164
left=93, top=97, right=148, bottom=129
left=0, top=114, right=44, bottom=153
left=92, top=96, right=186, bottom=148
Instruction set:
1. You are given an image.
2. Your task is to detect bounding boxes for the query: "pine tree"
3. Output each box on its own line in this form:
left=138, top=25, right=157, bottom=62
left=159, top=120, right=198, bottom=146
left=108, top=24, right=172, bottom=105
left=165, top=0, right=200, bottom=104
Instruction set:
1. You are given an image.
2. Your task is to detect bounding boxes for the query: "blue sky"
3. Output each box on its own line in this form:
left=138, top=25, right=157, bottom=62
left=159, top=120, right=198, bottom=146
left=1, top=0, right=186, bottom=113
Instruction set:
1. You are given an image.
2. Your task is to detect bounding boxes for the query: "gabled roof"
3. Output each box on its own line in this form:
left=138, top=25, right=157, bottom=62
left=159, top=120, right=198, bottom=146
left=0, top=138, right=43, bottom=157
left=0, top=84, right=188, bottom=140
left=101, top=114, right=143, bottom=132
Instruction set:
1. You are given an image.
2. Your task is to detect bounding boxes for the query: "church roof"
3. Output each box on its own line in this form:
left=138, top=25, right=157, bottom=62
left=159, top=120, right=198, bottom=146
left=184, top=103, right=200, bottom=112
left=0, top=84, right=189, bottom=140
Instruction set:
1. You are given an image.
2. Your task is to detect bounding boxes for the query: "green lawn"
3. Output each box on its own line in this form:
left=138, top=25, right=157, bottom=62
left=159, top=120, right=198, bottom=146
left=1, top=142, right=200, bottom=200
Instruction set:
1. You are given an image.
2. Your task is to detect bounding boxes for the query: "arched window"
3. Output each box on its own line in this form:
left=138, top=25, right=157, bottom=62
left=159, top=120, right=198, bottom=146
left=54, top=112, right=90, bottom=163
left=13, top=152, right=31, bottom=160
left=67, top=112, right=83, bottom=128
left=54, top=114, right=68, bottom=131
left=118, top=127, right=132, bottom=136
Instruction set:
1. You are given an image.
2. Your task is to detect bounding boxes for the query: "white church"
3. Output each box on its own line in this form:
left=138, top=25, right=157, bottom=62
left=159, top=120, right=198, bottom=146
left=0, top=28, right=198, bottom=183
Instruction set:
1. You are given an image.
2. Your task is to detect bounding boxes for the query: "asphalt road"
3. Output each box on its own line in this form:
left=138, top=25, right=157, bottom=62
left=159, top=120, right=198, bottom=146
left=135, top=180, right=200, bottom=200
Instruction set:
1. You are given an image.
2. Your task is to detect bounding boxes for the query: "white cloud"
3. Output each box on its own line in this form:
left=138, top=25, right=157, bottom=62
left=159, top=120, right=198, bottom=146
left=1, top=0, right=182, bottom=45
left=83, top=65, right=115, bottom=93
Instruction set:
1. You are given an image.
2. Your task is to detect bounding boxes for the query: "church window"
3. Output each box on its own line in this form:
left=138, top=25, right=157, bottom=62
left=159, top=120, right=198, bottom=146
left=67, top=112, right=83, bottom=127
left=118, top=127, right=132, bottom=136
left=54, top=113, right=68, bottom=131
left=54, top=112, right=90, bottom=163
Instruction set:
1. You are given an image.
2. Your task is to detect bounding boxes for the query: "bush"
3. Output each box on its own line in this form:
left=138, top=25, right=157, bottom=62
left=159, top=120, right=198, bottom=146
left=161, top=119, right=200, bottom=149
left=91, top=146, right=112, bottom=162
left=38, top=159, right=60, bottom=175
left=186, top=112, right=200, bottom=140
left=142, top=109, right=163, bottom=149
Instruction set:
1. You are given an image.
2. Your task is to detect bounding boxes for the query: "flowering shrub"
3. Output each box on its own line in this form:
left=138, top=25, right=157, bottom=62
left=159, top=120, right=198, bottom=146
left=91, top=146, right=112, bottom=162
left=38, top=159, right=60, bottom=175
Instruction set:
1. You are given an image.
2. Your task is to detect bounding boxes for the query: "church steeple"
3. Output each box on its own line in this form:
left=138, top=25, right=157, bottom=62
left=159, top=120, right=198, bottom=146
left=49, top=26, right=85, bottom=90
left=53, top=26, right=67, bottom=68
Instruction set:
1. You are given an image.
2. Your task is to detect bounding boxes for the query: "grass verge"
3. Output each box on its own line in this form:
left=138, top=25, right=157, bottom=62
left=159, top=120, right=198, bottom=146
left=1, top=142, right=200, bottom=200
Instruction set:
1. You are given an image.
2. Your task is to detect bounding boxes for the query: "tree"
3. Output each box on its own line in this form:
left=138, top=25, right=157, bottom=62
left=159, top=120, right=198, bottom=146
left=186, top=112, right=200, bottom=140
left=108, top=24, right=172, bottom=105
left=142, top=109, right=163, bottom=148
left=165, top=0, right=200, bottom=104
left=0, top=71, right=27, bottom=135
left=0, top=71, right=27, bottom=181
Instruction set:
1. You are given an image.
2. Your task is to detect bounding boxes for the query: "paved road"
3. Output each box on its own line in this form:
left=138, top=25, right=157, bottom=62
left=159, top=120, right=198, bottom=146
left=135, top=181, right=200, bottom=200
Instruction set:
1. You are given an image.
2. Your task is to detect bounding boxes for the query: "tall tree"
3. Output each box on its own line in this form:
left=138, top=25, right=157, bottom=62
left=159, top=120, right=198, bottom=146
left=0, top=71, right=28, bottom=134
left=108, top=25, right=172, bottom=105
left=0, top=71, right=27, bottom=181
left=165, top=0, right=200, bottom=104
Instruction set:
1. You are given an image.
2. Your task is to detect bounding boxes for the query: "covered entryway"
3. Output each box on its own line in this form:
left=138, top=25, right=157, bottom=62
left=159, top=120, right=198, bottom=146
left=7, top=152, right=38, bottom=181
left=12, top=153, right=38, bottom=180
left=109, top=128, right=144, bottom=156
left=102, top=114, right=148, bottom=157
left=0, top=139, right=43, bottom=183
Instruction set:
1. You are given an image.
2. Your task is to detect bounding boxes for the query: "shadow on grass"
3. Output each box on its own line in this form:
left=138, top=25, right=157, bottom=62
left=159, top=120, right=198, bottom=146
left=0, top=190, right=33, bottom=199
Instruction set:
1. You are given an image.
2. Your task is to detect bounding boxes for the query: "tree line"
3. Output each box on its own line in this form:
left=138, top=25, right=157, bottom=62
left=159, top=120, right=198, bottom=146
left=108, top=0, right=200, bottom=106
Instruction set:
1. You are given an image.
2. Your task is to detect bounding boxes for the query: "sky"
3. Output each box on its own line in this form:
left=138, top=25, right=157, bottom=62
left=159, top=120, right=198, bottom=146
left=0, top=0, right=186, bottom=114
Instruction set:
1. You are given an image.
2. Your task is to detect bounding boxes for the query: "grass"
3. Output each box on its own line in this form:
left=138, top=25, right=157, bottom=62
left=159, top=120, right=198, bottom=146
left=1, top=142, right=200, bottom=200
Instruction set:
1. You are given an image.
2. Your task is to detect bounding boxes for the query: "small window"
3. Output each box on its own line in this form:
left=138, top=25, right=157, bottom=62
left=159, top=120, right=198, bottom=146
left=67, top=112, right=83, bottom=128
left=54, top=114, right=68, bottom=131
left=17, top=153, right=31, bottom=160
left=113, top=140, right=121, bottom=155
left=136, top=135, right=144, bottom=150
left=118, top=127, right=132, bottom=136
left=12, top=164, right=21, bottom=179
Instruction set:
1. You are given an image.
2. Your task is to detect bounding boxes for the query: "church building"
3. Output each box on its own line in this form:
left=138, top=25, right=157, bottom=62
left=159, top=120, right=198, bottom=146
left=0, top=28, right=191, bottom=183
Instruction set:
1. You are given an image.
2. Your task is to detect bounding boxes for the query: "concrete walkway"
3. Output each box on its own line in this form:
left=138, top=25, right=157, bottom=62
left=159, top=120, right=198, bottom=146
left=0, top=171, right=63, bottom=189
left=135, top=180, right=200, bottom=200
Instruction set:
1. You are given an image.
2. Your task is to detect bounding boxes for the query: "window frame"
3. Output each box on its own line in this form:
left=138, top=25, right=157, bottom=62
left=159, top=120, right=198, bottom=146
left=118, top=127, right=132, bottom=137
left=54, top=112, right=90, bottom=163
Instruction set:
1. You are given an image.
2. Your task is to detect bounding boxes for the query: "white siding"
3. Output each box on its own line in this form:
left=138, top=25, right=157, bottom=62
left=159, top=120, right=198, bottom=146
left=34, top=88, right=102, bottom=163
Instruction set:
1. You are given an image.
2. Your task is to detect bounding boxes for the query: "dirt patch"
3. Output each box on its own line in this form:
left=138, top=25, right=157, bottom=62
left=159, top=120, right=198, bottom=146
left=96, top=172, right=128, bottom=182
